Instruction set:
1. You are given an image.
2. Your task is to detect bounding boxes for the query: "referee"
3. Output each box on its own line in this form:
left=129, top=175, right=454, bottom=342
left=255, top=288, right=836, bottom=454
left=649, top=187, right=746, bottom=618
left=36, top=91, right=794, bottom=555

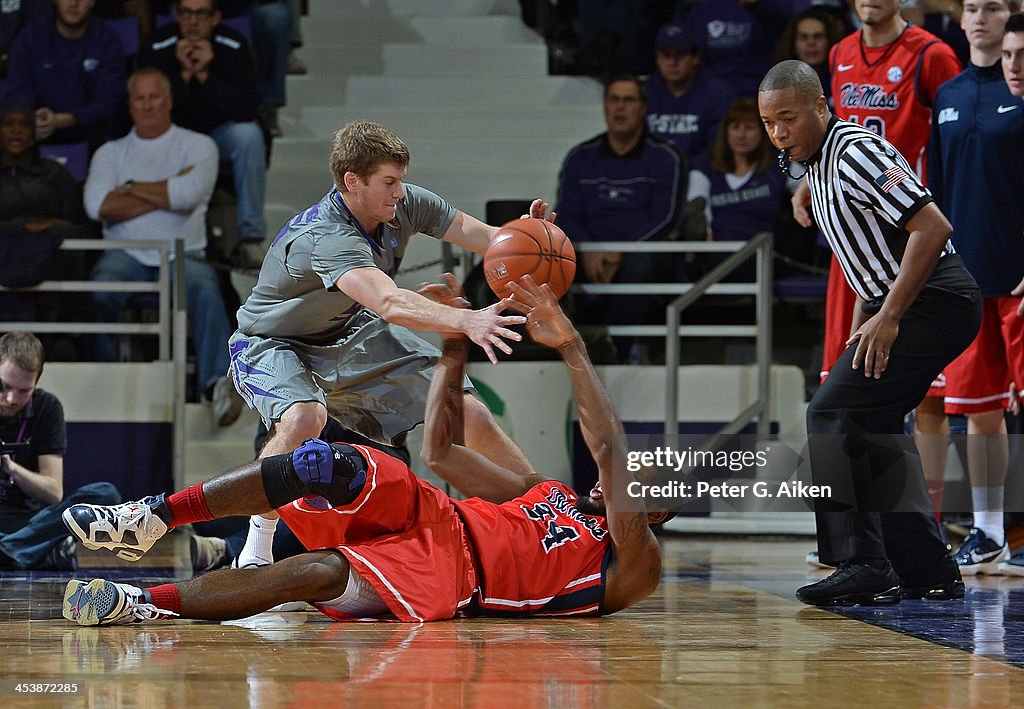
left=758, top=60, right=982, bottom=607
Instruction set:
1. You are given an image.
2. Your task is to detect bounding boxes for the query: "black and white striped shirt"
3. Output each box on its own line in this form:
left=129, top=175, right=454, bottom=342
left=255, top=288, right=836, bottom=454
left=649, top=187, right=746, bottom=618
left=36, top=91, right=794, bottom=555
left=807, top=118, right=954, bottom=300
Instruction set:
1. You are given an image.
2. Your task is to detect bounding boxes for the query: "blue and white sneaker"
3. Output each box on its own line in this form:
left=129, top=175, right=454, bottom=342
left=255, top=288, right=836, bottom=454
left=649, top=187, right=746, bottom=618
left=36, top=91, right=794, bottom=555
left=63, top=579, right=178, bottom=626
left=954, top=528, right=1009, bottom=575
left=62, top=497, right=168, bottom=562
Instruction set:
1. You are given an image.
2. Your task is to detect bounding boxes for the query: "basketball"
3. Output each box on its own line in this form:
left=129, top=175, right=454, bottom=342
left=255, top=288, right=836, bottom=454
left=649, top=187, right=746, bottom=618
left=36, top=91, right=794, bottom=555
left=483, top=218, right=576, bottom=299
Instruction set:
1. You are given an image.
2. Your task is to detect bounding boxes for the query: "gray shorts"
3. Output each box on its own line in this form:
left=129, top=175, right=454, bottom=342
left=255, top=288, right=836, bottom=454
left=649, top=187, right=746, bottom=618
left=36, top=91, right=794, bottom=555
left=228, top=310, right=472, bottom=445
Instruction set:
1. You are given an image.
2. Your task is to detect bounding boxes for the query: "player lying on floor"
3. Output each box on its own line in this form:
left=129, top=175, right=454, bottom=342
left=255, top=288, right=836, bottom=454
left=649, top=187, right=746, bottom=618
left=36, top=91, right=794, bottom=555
left=60, top=275, right=669, bottom=625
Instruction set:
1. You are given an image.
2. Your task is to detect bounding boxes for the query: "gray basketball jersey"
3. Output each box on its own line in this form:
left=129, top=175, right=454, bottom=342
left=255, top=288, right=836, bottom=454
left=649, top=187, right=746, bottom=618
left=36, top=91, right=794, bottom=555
left=236, top=183, right=457, bottom=343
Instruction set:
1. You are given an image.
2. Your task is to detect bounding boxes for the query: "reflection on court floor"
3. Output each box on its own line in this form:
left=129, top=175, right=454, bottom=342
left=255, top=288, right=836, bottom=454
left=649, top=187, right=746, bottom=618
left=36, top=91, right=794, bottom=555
left=3, top=535, right=1024, bottom=706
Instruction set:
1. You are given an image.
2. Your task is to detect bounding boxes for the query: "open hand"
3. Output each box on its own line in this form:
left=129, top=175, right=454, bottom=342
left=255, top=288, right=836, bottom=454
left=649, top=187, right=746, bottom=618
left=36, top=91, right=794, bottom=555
left=507, top=275, right=576, bottom=350
left=461, top=299, right=527, bottom=363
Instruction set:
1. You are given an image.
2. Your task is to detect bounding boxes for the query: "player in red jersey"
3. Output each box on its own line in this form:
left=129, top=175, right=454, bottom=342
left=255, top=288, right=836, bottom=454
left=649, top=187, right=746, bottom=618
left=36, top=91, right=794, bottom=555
left=792, top=1, right=961, bottom=553
left=58, top=275, right=667, bottom=625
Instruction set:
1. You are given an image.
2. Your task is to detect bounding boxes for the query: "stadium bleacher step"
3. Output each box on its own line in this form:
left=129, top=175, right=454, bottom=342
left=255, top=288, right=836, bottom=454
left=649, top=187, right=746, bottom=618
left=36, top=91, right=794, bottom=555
left=283, top=105, right=603, bottom=141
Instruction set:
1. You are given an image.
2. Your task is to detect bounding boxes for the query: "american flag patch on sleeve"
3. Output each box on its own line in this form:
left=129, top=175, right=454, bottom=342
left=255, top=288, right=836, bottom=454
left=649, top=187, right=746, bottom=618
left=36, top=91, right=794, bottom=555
left=874, top=166, right=909, bottom=193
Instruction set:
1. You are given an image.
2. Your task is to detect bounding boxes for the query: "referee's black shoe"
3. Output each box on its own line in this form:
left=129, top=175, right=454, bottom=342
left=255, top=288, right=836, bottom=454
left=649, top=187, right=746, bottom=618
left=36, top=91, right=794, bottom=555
left=796, top=559, right=901, bottom=607
left=899, top=556, right=965, bottom=601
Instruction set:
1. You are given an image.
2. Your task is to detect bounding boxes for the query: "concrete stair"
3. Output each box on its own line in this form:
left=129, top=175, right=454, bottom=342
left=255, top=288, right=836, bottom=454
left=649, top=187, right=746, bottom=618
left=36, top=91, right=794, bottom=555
left=182, top=402, right=260, bottom=487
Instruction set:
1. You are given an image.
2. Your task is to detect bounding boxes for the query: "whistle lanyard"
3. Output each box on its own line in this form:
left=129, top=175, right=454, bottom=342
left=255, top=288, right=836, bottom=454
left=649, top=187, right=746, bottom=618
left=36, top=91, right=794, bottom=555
left=8, top=418, right=27, bottom=462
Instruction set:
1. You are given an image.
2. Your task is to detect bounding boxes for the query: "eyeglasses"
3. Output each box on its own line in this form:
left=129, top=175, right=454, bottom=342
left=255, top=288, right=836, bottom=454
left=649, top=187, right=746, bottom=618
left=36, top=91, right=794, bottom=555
left=176, top=8, right=214, bottom=20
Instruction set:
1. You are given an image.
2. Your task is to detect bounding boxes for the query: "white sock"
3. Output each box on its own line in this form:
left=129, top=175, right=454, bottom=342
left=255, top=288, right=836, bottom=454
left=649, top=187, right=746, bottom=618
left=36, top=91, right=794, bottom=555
left=236, top=515, right=278, bottom=567
left=972, top=486, right=1004, bottom=546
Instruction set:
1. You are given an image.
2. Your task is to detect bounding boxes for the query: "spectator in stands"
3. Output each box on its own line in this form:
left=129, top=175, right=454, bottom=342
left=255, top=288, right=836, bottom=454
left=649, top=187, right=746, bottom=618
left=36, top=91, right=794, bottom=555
left=0, top=101, right=93, bottom=325
left=83, top=68, right=242, bottom=427
left=775, top=7, right=845, bottom=105
left=686, top=97, right=792, bottom=246
left=4, top=0, right=126, bottom=152
left=0, top=1, right=50, bottom=79
left=155, top=0, right=290, bottom=136
left=677, top=0, right=794, bottom=97
left=139, top=0, right=267, bottom=270
left=645, top=21, right=737, bottom=162
left=556, top=73, right=686, bottom=363
left=0, top=331, right=120, bottom=570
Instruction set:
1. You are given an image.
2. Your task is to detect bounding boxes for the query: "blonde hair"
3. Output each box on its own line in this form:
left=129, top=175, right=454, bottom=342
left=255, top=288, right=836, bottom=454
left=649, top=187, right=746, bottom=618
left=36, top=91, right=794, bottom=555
left=329, top=121, right=410, bottom=191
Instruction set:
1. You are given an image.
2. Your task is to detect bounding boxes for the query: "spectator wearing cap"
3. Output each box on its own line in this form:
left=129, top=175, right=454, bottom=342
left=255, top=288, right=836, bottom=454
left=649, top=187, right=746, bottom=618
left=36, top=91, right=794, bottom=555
left=645, top=21, right=737, bottom=162
left=3, top=0, right=125, bottom=152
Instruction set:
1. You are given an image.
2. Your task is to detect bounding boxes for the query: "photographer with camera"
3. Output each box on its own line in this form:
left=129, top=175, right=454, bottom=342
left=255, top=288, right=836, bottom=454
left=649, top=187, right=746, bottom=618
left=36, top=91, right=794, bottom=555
left=0, top=331, right=119, bottom=570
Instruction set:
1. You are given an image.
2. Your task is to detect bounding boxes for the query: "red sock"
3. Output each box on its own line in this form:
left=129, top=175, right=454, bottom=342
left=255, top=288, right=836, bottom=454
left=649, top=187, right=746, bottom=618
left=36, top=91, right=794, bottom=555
left=927, top=483, right=945, bottom=523
left=144, top=584, right=182, bottom=615
left=163, top=484, right=214, bottom=529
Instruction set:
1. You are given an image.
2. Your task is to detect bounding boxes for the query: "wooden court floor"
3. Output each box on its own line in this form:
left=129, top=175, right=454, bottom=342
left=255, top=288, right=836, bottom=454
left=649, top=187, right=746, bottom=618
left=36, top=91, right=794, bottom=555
left=3, top=534, right=1024, bottom=708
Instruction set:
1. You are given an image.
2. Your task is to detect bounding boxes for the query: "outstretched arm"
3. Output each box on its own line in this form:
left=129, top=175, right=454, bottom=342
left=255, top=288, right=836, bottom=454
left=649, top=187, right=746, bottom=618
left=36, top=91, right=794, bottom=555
left=336, top=266, right=526, bottom=364
left=508, top=277, right=661, bottom=611
left=419, top=274, right=547, bottom=502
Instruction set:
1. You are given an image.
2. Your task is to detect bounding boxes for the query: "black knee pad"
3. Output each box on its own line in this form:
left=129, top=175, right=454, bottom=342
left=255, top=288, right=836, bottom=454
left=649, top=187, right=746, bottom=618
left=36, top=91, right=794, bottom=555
left=261, top=439, right=367, bottom=509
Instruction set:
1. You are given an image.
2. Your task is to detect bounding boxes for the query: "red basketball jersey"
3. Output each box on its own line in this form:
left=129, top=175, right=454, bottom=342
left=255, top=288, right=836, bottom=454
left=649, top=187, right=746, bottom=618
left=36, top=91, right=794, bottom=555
left=822, top=24, right=960, bottom=381
left=830, top=24, right=960, bottom=178
left=454, top=481, right=611, bottom=617
left=279, top=446, right=610, bottom=621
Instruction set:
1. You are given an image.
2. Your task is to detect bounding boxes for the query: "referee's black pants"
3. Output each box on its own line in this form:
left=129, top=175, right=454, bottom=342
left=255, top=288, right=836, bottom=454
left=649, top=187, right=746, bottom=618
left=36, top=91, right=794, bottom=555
left=807, top=256, right=981, bottom=584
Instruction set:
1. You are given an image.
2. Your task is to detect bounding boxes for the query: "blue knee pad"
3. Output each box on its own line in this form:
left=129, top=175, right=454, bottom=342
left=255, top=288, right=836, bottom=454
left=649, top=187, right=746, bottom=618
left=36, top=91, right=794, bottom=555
left=262, top=439, right=367, bottom=508
left=292, top=438, right=334, bottom=485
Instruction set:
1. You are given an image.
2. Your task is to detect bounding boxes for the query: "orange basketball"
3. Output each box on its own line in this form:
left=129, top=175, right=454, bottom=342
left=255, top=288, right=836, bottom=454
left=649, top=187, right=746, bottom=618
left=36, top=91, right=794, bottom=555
left=483, top=218, right=576, bottom=299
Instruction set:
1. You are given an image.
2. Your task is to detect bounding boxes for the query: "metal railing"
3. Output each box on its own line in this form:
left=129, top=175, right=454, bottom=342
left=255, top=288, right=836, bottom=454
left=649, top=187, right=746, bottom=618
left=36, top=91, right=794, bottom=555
left=572, top=233, right=774, bottom=438
left=0, top=239, right=188, bottom=487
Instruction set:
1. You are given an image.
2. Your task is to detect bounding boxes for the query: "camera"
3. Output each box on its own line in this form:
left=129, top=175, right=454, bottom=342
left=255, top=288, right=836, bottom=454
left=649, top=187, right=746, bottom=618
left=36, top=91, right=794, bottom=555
left=0, top=441, right=29, bottom=456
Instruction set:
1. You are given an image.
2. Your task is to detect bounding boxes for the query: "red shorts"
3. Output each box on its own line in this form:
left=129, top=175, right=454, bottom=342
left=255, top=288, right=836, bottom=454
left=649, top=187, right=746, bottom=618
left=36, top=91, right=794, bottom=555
left=277, top=444, right=477, bottom=622
left=944, top=297, right=1024, bottom=415
left=821, top=254, right=945, bottom=397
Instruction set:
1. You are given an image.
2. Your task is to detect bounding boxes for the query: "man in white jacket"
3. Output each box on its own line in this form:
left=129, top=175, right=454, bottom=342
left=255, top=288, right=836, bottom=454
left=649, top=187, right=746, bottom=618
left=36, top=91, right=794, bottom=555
left=83, top=66, right=241, bottom=427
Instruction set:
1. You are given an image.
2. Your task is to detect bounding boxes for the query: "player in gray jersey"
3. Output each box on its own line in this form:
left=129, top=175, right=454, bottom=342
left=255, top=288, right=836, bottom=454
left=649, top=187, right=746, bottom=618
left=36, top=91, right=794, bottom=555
left=228, top=121, right=551, bottom=569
